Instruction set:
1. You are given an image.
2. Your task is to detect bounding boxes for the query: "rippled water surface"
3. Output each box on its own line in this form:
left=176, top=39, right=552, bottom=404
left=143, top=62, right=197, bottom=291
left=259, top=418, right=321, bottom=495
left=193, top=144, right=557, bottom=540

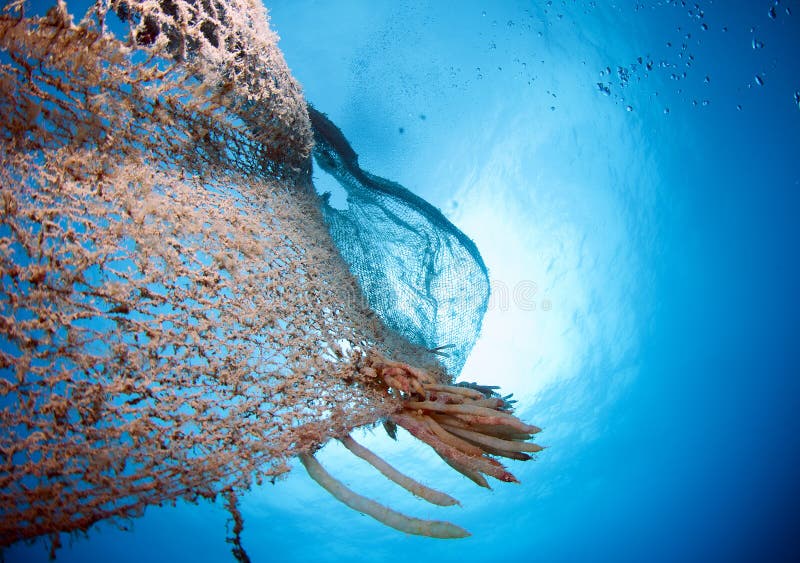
left=9, top=1, right=800, bottom=562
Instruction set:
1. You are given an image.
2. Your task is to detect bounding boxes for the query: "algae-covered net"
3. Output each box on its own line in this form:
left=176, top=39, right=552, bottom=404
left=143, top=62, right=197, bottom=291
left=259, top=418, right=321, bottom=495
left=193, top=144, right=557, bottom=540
left=0, top=0, right=541, bottom=556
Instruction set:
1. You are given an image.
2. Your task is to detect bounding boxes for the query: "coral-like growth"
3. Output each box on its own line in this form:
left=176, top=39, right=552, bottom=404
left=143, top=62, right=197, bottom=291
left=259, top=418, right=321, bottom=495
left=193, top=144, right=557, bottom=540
left=0, top=0, right=415, bottom=550
left=300, top=353, right=542, bottom=538
left=0, top=0, right=541, bottom=554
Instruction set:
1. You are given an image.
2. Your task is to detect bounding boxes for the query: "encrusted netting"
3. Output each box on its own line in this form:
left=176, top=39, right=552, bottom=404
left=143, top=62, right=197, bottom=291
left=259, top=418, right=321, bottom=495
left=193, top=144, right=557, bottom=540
left=309, top=107, right=490, bottom=376
left=1, top=0, right=539, bottom=553
left=0, top=0, right=442, bottom=549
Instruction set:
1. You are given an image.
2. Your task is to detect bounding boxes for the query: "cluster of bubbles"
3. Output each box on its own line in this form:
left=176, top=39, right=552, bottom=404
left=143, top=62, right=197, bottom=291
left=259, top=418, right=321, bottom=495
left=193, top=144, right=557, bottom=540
left=595, top=0, right=797, bottom=115
left=385, top=1, right=795, bottom=132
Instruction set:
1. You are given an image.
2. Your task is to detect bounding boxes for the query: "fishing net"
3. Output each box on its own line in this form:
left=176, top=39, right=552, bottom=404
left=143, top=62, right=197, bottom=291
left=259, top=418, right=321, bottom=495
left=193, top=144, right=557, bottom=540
left=308, top=107, right=490, bottom=376
left=0, top=0, right=539, bottom=556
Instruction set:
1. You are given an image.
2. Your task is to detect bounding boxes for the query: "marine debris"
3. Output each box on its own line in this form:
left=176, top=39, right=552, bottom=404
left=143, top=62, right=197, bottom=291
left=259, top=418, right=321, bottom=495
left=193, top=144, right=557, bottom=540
left=0, top=0, right=541, bottom=557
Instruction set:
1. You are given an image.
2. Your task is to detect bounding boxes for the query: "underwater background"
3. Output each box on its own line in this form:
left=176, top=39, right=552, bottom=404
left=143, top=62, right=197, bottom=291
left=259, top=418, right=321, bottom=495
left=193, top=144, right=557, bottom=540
left=7, top=0, right=799, bottom=562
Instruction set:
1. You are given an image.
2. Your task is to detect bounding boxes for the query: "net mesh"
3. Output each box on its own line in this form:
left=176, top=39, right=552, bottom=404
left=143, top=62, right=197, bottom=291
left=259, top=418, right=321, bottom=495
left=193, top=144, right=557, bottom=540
left=0, top=0, right=443, bottom=548
left=309, top=107, right=490, bottom=376
left=0, top=0, right=538, bottom=553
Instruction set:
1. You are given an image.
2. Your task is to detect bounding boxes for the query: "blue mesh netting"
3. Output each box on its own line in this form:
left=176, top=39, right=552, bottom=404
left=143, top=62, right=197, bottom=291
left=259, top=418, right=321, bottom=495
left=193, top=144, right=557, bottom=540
left=308, top=106, right=490, bottom=376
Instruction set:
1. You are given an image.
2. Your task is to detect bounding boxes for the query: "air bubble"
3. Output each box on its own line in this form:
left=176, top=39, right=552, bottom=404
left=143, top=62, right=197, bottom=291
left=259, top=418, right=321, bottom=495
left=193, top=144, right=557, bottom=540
left=755, top=74, right=765, bottom=86
left=617, top=66, right=630, bottom=86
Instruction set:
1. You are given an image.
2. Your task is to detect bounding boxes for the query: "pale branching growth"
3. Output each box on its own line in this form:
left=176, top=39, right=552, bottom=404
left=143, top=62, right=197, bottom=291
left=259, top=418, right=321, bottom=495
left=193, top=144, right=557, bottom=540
left=103, top=0, right=313, bottom=174
left=0, top=0, right=541, bottom=551
left=0, top=0, right=430, bottom=549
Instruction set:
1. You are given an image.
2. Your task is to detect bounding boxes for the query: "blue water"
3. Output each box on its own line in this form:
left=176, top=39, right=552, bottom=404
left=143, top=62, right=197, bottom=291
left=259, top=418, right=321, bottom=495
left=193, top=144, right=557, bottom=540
left=7, top=1, right=800, bottom=562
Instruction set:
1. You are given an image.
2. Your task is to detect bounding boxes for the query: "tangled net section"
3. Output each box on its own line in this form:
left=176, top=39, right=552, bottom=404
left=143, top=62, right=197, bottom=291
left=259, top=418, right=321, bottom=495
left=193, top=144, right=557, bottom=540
left=0, top=0, right=542, bottom=554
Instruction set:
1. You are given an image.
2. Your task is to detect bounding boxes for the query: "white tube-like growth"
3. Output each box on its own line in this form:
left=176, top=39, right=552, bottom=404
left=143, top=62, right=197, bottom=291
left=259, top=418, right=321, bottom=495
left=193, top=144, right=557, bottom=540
left=339, top=435, right=459, bottom=507
left=443, top=424, right=544, bottom=454
left=298, top=453, right=470, bottom=539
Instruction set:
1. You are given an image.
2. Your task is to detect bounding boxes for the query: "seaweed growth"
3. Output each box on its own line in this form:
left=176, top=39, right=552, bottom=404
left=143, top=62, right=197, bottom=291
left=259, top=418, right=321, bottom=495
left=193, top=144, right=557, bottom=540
left=0, top=0, right=541, bottom=556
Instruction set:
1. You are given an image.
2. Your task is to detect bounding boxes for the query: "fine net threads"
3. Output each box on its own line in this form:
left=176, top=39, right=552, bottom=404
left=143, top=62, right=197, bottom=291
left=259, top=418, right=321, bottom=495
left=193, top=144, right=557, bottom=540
left=0, top=0, right=540, bottom=553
